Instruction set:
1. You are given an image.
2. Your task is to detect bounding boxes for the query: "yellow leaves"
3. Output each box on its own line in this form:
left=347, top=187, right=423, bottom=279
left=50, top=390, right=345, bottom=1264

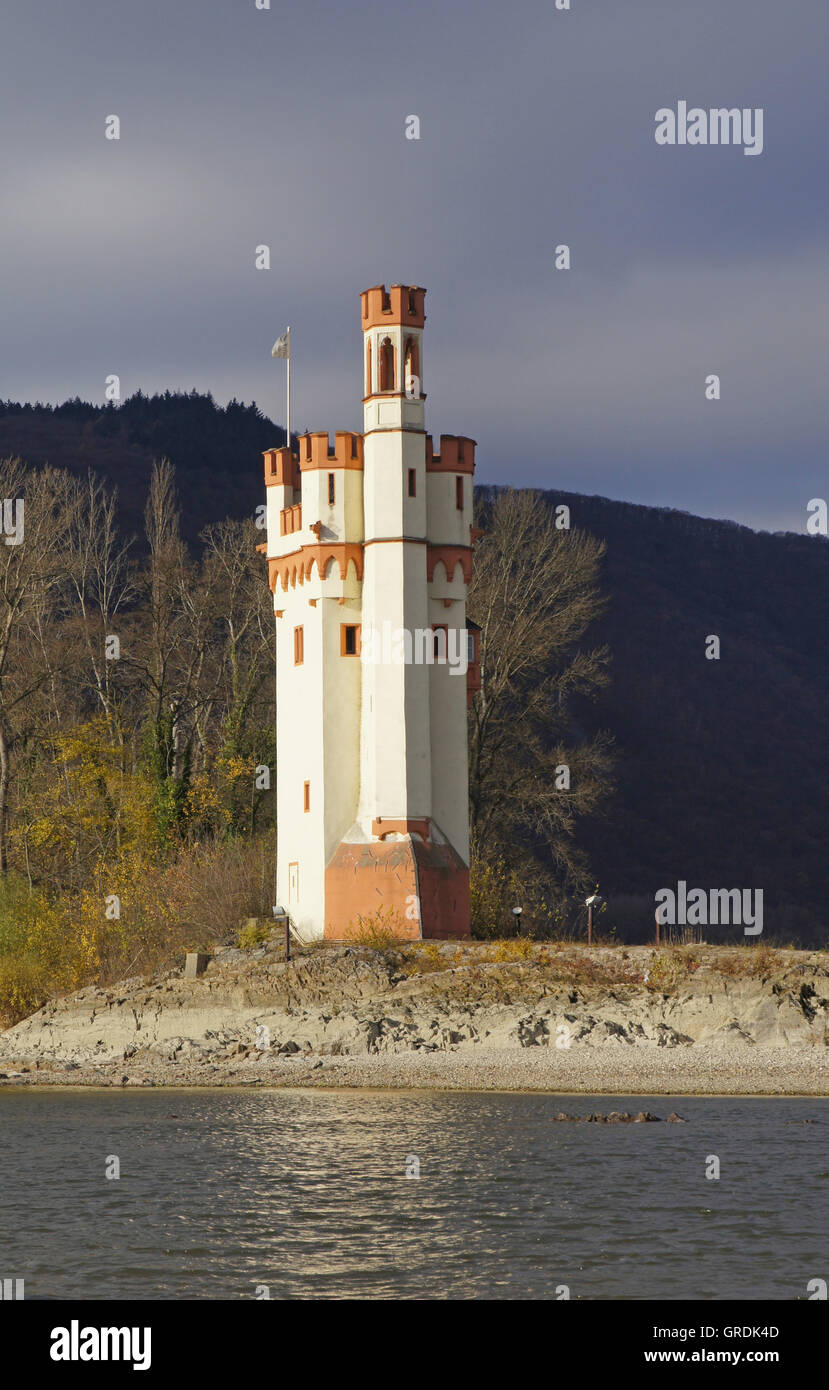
left=53, top=716, right=120, bottom=776
left=489, top=937, right=535, bottom=962
left=17, top=818, right=58, bottom=851
left=12, top=717, right=156, bottom=873
left=184, top=772, right=230, bottom=828
left=216, top=753, right=257, bottom=785
left=0, top=956, right=51, bottom=1027
left=1, top=834, right=271, bottom=1021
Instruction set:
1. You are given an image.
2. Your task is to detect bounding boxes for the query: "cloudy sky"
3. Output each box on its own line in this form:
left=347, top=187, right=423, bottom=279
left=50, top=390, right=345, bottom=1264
left=1, top=0, right=826, bottom=531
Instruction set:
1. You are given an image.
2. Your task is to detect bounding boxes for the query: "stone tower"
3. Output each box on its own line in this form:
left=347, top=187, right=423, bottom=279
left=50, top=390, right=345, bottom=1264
left=262, top=284, right=479, bottom=941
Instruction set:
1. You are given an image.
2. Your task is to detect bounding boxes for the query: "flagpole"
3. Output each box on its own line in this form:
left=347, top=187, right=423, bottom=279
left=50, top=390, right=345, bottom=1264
left=269, top=325, right=291, bottom=943
left=285, top=325, right=291, bottom=449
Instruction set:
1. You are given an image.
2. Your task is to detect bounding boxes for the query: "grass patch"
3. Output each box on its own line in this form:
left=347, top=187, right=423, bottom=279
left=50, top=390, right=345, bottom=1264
left=343, top=906, right=407, bottom=952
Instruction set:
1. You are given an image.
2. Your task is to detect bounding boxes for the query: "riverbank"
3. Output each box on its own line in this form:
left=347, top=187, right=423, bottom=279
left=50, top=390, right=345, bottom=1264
left=1, top=940, right=827, bottom=1095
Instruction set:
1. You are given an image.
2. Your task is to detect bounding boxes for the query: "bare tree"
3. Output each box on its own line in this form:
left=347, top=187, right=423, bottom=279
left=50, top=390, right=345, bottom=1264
left=129, top=463, right=273, bottom=843
left=128, top=459, right=204, bottom=842
left=65, top=471, right=136, bottom=733
left=468, top=488, right=613, bottom=901
left=199, top=518, right=273, bottom=752
left=0, top=459, right=76, bottom=873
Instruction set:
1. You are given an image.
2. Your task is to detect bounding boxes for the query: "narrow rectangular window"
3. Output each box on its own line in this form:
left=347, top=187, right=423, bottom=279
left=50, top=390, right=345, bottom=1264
left=408, top=468, right=416, bottom=498
left=432, top=625, right=448, bottom=662
left=341, top=623, right=361, bottom=656
left=455, top=476, right=464, bottom=510
left=294, top=626, right=304, bottom=665
left=467, top=631, right=476, bottom=664
left=303, top=781, right=310, bottom=813
left=328, top=472, right=335, bottom=506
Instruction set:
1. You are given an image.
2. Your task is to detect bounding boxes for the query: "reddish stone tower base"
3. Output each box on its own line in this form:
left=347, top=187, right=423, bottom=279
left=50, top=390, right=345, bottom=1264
left=324, top=836, right=470, bottom=941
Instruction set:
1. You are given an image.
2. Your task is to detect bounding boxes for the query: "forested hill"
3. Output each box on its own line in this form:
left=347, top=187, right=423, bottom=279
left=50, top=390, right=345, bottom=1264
left=3, top=394, right=827, bottom=942
left=524, top=487, right=829, bottom=940
left=0, top=393, right=282, bottom=546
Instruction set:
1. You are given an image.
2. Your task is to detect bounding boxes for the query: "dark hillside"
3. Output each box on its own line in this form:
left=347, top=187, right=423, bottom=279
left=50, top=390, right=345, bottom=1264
left=528, top=490, right=829, bottom=942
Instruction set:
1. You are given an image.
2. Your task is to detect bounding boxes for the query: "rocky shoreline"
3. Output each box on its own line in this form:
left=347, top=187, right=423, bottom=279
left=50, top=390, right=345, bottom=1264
left=1, top=941, right=827, bottom=1095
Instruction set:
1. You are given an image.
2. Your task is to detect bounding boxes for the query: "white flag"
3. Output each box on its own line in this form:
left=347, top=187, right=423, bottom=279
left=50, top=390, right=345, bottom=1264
left=271, top=328, right=290, bottom=359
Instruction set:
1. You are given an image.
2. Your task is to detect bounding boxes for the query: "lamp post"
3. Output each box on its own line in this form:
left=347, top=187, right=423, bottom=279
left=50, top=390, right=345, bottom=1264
left=512, top=905, right=523, bottom=937
left=273, top=904, right=289, bottom=962
left=584, top=894, right=603, bottom=946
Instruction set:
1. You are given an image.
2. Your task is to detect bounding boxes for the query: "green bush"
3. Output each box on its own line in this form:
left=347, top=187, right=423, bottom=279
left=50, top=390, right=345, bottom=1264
left=236, top=920, right=270, bottom=950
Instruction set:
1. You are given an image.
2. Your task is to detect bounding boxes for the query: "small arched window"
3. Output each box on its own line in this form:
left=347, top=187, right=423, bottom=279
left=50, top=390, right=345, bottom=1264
left=404, top=336, right=420, bottom=388
left=366, top=339, right=372, bottom=395
left=379, top=336, right=395, bottom=391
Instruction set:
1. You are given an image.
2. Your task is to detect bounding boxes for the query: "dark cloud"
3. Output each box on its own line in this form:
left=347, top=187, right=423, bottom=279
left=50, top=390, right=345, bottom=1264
left=0, top=0, right=825, bottom=531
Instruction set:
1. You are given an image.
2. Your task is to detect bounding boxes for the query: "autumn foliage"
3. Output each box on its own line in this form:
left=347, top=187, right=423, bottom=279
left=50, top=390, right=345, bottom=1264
left=0, top=456, right=273, bottom=1020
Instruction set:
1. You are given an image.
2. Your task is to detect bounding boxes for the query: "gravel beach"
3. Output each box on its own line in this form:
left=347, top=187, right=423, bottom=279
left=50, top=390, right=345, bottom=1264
left=1, top=941, right=827, bottom=1095
left=1, top=1045, right=827, bottom=1095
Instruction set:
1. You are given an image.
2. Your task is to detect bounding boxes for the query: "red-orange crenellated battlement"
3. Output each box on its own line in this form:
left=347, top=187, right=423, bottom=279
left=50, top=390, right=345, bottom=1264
left=361, top=284, right=426, bottom=331
left=297, top=431, right=364, bottom=471
left=264, top=446, right=300, bottom=489
left=426, top=434, right=476, bottom=475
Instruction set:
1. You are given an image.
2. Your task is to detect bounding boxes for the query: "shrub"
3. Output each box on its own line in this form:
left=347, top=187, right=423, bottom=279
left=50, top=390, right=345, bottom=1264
left=344, top=906, right=406, bottom=951
left=0, top=873, right=47, bottom=959
left=489, top=937, right=536, bottom=963
left=644, top=951, right=692, bottom=994
left=236, top=920, right=270, bottom=950
left=402, top=941, right=447, bottom=974
left=0, top=836, right=274, bottom=1009
left=0, top=955, right=51, bottom=1027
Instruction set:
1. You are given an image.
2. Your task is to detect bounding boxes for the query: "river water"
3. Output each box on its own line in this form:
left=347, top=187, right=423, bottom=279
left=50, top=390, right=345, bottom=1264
left=0, top=1090, right=825, bottom=1300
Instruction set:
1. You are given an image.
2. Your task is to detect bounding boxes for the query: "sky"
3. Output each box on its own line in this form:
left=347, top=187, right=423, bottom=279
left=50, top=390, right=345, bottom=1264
left=1, top=0, right=826, bottom=532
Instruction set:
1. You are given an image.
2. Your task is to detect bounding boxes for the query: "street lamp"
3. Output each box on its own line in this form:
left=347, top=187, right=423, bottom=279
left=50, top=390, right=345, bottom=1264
left=512, top=905, right=523, bottom=937
left=584, top=893, right=603, bottom=946
left=272, top=904, right=290, bottom=962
